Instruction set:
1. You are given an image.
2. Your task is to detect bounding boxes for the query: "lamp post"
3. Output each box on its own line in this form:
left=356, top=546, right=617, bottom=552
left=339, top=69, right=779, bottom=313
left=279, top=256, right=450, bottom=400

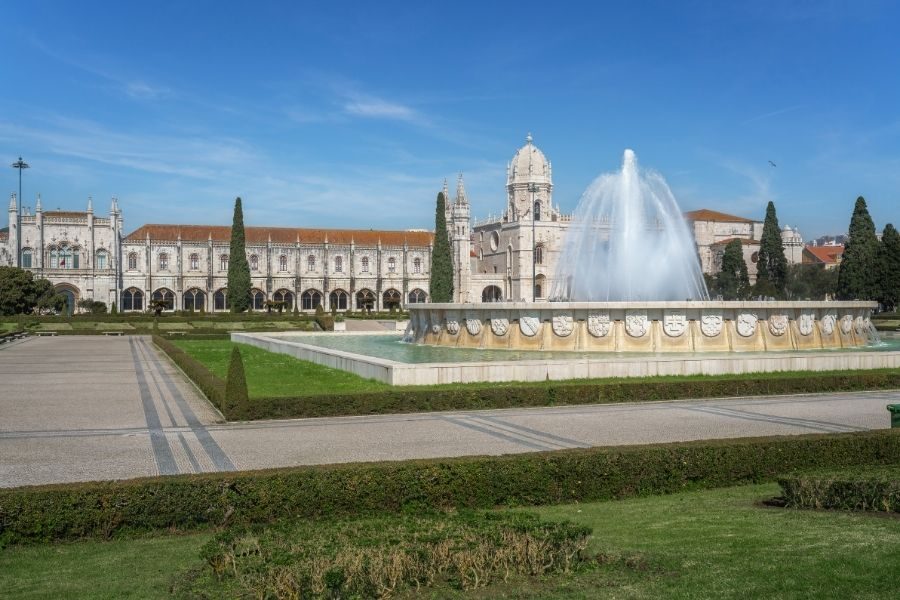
left=11, top=157, right=30, bottom=268
left=528, top=182, right=537, bottom=302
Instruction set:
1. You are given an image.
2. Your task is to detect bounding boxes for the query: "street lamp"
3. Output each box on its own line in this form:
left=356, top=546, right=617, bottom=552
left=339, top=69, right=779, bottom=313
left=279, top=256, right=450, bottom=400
left=528, top=182, right=538, bottom=302
left=11, top=157, right=30, bottom=267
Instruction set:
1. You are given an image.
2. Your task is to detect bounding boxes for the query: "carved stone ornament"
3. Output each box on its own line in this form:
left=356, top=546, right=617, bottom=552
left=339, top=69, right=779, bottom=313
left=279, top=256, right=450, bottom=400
left=491, top=318, right=509, bottom=336
left=663, top=312, right=687, bottom=337
left=840, top=315, right=853, bottom=335
left=552, top=314, right=574, bottom=337
left=587, top=313, right=611, bottom=337
left=700, top=313, right=723, bottom=337
left=736, top=313, right=758, bottom=337
left=625, top=312, right=648, bottom=338
left=768, top=314, right=789, bottom=337
left=855, top=316, right=868, bottom=335
left=820, top=313, right=836, bottom=335
left=465, top=318, right=481, bottom=336
left=431, top=323, right=441, bottom=335
left=798, top=313, right=814, bottom=336
left=519, top=315, right=541, bottom=337
left=446, top=319, right=460, bottom=335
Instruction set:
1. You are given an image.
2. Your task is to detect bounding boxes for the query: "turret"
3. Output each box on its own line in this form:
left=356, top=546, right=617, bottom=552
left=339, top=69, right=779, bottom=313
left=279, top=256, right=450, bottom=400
left=450, top=174, right=472, bottom=302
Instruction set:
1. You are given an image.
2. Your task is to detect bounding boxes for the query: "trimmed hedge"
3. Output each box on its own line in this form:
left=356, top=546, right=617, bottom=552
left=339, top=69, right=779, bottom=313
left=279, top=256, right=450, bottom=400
left=153, top=336, right=225, bottom=409
left=229, top=370, right=900, bottom=421
left=3, top=313, right=314, bottom=324
left=1, top=429, right=898, bottom=546
left=779, top=466, right=900, bottom=513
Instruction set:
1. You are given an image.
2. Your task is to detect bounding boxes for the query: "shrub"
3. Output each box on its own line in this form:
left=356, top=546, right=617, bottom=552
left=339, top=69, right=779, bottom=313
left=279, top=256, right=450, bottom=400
left=225, top=347, right=249, bottom=416
left=110, top=302, right=117, bottom=315
left=1, top=429, right=898, bottom=545
left=152, top=336, right=225, bottom=409
left=779, top=466, right=900, bottom=513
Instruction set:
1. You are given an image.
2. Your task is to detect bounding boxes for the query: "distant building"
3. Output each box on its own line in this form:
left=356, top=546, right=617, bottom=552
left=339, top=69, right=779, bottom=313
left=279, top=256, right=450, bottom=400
left=803, top=244, right=844, bottom=269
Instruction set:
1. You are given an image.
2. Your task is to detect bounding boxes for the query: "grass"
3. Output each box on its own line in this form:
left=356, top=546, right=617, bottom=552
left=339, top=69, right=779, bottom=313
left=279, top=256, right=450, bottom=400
left=3, top=482, right=898, bottom=599
left=172, top=339, right=390, bottom=397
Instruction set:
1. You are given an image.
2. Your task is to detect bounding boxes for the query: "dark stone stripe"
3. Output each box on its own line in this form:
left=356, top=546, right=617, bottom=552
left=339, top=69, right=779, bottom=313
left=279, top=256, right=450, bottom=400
left=177, top=432, right=202, bottom=473
left=140, top=339, right=235, bottom=471
left=686, top=405, right=864, bottom=433
left=439, top=416, right=554, bottom=450
left=128, top=338, right=179, bottom=475
left=475, top=415, right=591, bottom=448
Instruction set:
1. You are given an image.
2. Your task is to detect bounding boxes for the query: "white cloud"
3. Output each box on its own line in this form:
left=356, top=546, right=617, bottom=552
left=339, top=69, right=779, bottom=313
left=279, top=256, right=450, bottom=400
left=343, top=96, right=422, bottom=123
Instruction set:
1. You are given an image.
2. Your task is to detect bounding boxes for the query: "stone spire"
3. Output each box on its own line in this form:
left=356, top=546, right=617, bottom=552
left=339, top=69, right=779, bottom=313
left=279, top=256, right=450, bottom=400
left=441, top=178, right=450, bottom=201
left=86, top=195, right=93, bottom=213
left=8, top=193, right=16, bottom=211
left=35, top=194, right=42, bottom=212
left=455, top=173, right=468, bottom=206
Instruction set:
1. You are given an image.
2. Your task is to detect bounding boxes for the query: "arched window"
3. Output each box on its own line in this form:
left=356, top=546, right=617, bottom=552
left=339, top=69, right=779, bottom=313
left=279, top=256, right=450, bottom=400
left=128, top=252, right=138, bottom=270
left=534, top=275, right=546, bottom=300
left=250, top=254, right=259, bottom=271
left=214, top=289, right=229, bottom=311
left=482, top=285, right=503, bottom=302
left=95, top=251, right=107, bottom=270
left=307, top=255, right=316, bottom=272
left=189, top=253, right=199, bottom=270
left=250, top=288, right=265, bottom=310
left=219, top=255, right=228, bottom=271
left=21, top=248, right=32, bottom=268
left=329, top=289, right=349, bottom=311
left=301, top=289, right=322, bottom=310
left=387, top=257, right=396, bottom=273
left=535, top=244, right=544, bottom=265
left=122, top=287, right=144, bottom=311
left=534, top=200, right=541, bottom=221
left=183, top=288, right=206, bottom=312
left=152, top=288, right=175, bottom=310
left=273, top=289, right=294, bottom=310
left=158, top=253, right=169, bottom=271
left=50, top=245, right=78, bottom=269
left=413, top=257, right=421, bottom=274
left=279, top=254, right=288, bottom=271
left=408, top=288, right=427, bottom=303
left=356, top=289, right=375, bottom=311
left=361, top=256, right=369, bottom=273
left=383, top=288, right=401, bottom=310
left=334, top=255, right=343, bottom=273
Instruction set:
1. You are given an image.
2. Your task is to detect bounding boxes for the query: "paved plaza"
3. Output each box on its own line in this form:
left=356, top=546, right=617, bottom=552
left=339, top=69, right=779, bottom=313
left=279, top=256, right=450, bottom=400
left=0, top=336, right=897, bottom=488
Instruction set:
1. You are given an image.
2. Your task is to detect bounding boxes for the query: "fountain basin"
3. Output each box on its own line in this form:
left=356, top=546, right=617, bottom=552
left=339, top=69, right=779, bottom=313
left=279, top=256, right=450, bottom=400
left=408, top=301, right=879, bottom=353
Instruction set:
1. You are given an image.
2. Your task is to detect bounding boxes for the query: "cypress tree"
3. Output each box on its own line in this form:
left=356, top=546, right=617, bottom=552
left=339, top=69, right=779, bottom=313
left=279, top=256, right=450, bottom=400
left=878, top=223, right=900, bottom=311
left=755, top=201, right=788, bottom=296
left=715, top=239, right=750, bottom=300
left=227, top=197, right=252, bottom=312
left=837, top=196, right=881, bottom=301
left=225, top=346, right=249, bottom=416
left=429, top=191, right=454, bottom=302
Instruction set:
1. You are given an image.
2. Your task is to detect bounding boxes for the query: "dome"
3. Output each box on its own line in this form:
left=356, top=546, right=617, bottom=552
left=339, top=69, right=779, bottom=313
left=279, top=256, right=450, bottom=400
left=507, top=133, right=552, bottom=186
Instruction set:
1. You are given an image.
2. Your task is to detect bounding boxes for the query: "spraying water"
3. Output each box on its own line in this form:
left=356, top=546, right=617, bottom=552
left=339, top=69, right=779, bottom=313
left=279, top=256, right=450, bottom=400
left=551, top=149, right=709, bottom=301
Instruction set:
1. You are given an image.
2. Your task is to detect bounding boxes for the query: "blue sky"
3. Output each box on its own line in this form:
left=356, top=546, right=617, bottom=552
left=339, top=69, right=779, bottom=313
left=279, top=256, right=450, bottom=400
left=2, top=1, right=899, bottom=238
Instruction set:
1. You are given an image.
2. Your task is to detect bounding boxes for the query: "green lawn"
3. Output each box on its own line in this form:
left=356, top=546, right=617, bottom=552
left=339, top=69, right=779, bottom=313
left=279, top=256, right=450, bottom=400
left=173, top=339, right=390, bottom=397
left=3, top=482, right=898, bottom=599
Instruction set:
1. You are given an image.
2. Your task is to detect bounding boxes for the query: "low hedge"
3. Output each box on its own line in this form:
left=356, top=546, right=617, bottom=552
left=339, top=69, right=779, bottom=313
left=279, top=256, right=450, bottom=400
left=779, top=466, right=900, bottom=513
left=1, top=429, right=898, bottom=546
left=153, top=336, right=225, bottom=409
left=227, top=370, right=900, bottom=421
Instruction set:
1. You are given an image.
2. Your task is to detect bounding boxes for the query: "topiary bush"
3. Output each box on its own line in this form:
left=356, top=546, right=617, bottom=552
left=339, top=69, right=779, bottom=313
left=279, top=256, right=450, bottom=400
left=224, top=346, right=249, bottom=417
left=779, top=466, right=900, bottom=513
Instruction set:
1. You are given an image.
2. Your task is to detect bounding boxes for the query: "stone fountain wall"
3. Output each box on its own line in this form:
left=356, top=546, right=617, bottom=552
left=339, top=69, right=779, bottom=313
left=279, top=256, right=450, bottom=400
left=407, top=301, right=879, bottom=353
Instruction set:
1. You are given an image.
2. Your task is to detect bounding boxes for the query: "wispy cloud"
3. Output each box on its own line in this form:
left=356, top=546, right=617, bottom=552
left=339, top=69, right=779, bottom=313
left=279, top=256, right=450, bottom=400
left=741, top=104, right=805, bottom=125
left=343, top=96, right=422, bottom=123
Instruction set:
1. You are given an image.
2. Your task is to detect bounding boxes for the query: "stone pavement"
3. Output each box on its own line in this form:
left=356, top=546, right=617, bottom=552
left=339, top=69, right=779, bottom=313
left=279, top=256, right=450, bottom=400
left=0, top=335, right=897, bottom=488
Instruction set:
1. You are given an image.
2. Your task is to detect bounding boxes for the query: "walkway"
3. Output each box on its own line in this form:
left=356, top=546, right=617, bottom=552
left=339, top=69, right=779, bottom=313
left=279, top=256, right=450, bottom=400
left=0, top=336, right=896, bottom=487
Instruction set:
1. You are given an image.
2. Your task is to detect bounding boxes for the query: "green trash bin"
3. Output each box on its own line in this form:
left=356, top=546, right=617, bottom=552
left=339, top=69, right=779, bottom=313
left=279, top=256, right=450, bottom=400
left=888, top=405, right=900, bottom=428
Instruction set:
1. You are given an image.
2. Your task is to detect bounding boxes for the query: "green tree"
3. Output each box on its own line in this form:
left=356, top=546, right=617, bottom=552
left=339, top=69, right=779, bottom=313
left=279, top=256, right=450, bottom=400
left=429, top=191, right=454, bottom=302
left=714, top=239, right=750, bottom=300
left=785, top=264, right=839, bottom=300
left=0, top=267, right=64, bottom=315
left=227, top=197, right=252, bottom=312
left=755, top=201, right=788, bottom=296
left=878, top=223, right=900, bottom=311
left=33, top=278, right=66, bottom=315
left=224, top=346, right=249, bottom=416
left=837, top=196, right=881, bottom=301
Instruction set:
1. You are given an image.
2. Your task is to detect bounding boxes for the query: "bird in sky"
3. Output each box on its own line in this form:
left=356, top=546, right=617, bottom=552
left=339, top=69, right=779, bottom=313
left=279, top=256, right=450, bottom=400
left=768, top=160, right=777, bottom=167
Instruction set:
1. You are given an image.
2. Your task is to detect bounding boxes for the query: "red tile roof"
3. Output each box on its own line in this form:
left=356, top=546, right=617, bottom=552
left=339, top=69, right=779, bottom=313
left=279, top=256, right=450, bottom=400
left=685, top=209, right=756, bottom=223
left=804, top=245, right=844, bottom=264
left=125, top=224, right=433, bottom=247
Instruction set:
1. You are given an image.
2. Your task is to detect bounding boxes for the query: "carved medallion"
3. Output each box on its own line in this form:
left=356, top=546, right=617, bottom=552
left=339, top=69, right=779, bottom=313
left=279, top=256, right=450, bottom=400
left=820, top=313, right=836, bottom=335
left=465, top=318, right=481, bottom=336
left=430, top=323, right=441, bottom=335
left=854, top=316, right=868, bottom=335
left=798, top=313, right=814, bottom=336
left=491, top=318, right=509, bottom=336
left=552, top=314, right=574, bottom=337
left=519, top=315, right=541, bottom=337
left=840, top=315, right=853, bottom=335
left=769, top=314, right=789, bottom=337
left=625, top=312, right=648, bottom=338
left=587, top=313, right=611, bottom=337
left=446, top=319, right=460, bottom=335
left=700, top=313, right=723, bottom=337
left=736, top=313, right=758, bottom=337
left=663, top=312, right=687, bottom=337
